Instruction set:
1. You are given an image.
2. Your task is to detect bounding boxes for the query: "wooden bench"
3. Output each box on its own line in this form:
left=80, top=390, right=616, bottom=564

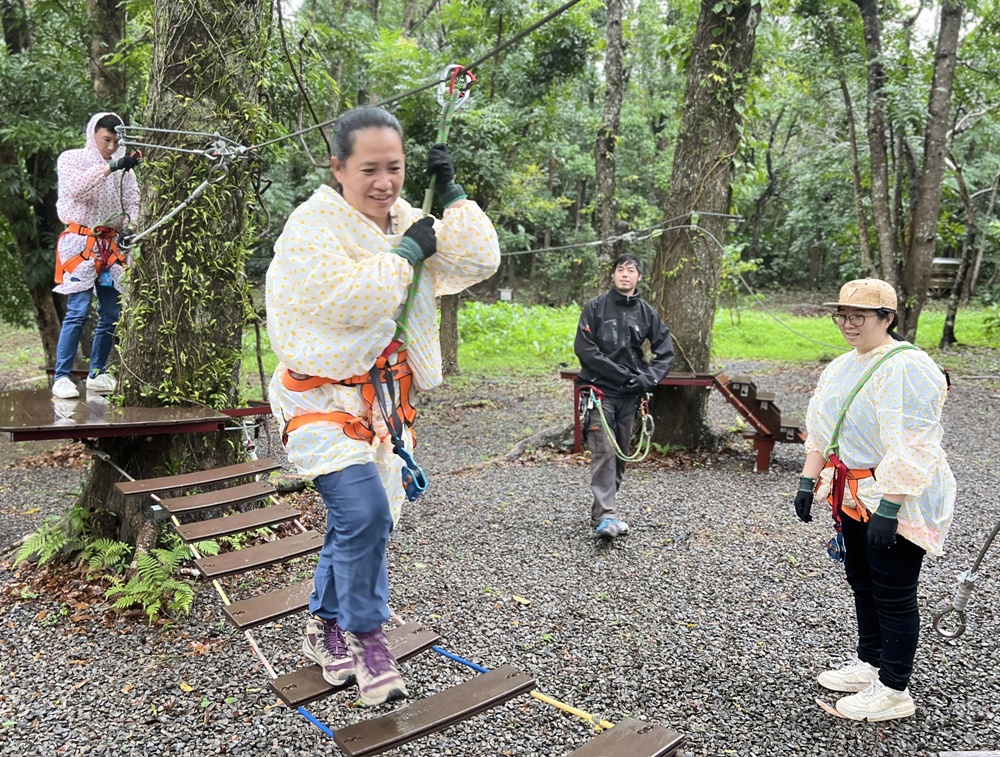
left=569, top=718, right=686, bottom=756
left=333, top=665, right=536, bottom=757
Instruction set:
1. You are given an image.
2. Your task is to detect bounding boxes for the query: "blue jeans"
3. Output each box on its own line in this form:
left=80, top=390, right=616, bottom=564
left=309, top=462, right=393, bottom=633
left=55, top=287, right=120, bottom=380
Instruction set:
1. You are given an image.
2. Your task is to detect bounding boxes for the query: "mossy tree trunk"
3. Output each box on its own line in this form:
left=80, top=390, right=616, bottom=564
left=77, top=0, right=267, bottom=548
left=648, top=0, right=760, bottom=448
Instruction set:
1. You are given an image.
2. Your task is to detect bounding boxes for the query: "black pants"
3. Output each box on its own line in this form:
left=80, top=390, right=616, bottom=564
left=586, top=393, right=638, bottom=527
left=841, top=514, right=925, bottom=691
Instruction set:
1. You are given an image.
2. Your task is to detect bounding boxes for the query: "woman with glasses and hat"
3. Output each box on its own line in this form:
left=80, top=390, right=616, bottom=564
left=793, top=277, right=955, bottom=721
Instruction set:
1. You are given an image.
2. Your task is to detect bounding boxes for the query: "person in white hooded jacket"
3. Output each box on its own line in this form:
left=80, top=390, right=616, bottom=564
left=266, top=107, right=499, bottom=706
left=52, top=112, right=140, bottom=399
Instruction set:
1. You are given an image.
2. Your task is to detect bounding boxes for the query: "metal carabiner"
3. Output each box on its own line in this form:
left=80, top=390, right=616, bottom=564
left=437, top=64, right=476, bottom=109
left=394, top=445, right=428, bottom=502
left=933, top=570, right=977, bottom=640
left=932, top=607, right=967, bottom=640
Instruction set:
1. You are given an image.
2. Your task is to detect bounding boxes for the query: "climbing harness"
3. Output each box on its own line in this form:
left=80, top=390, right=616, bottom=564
left=54, top=224, right=125, bottom=283
left=933, top=521, right=1000, bottom=639
left=819, top=344, right=917, bottom=563
left=581, top=385, right=654, bottom=463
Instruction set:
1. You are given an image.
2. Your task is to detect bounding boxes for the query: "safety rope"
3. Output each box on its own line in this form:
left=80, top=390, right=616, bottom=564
left=585, top=388, right=654, bottom=463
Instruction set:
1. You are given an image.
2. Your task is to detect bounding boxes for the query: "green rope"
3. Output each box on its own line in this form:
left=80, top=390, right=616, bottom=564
left=824, top=344, right=917, bottom=457
left=592, top=390, right=654, bottom=463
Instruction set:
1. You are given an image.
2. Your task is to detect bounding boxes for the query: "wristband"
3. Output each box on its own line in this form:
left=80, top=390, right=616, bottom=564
left=798, top=476, right=816, bottom=492
left=393, top=236, right=423, bottom=266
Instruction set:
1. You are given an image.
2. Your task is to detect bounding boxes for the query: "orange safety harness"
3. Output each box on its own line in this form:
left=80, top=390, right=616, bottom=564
left=823, top=454, right=874, bottom=524
left=280, top=345, right=416, bottom=446
left=54, top=223, right=126, bottom=284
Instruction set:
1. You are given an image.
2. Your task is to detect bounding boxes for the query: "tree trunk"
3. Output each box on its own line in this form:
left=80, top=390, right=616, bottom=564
left=899, top=1, right=962, bottom=341
left=440, top=294, right=460, bottom=377
left=851, top=0, right=898, bottom=286
left=86, top=0, right=126, bottom=106
left=940, top=157, right=975, bottom=349
left=648, top=0, right=760, bottom=448
left=594, top=0, right=626, bottom=289
left=78, top=0, right=267, bottom=544
left=964, top=172, right=998, bottom=302
left=830, top=24, right=874, bottom=274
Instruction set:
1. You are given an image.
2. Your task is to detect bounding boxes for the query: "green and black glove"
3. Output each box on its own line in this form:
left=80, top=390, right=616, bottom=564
left=868, top=498, right=901, bottom=548
left=393, top=216, right=437, bottom=266
left=794, top=476, right=815, bottom=522
left=427, top=144, right=467, bottom=208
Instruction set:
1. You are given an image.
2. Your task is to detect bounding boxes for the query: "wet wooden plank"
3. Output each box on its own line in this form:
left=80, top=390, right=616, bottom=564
left=223, top=580, right=313, bottom=630
left=175, top=501, right=298, bottom=542
left=194, top=530, right=322, bottom=579
left=333, top=665, right=536, bottom=757
left=158, top=480, right=275, bottom=515
left=568, top=718, right=686, bottom=757
left=115, top=458, right=281, bottom=497
left=269, top=623, right=440, bottom=708
left=939, top=753, right=1000, bottom=756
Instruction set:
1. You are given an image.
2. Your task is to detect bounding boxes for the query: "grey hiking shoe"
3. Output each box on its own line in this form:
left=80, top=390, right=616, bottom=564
left=302, top=617, right=354, bottom=685
left=594, top=517, right=629, bottom=539
left=344, top=626, right=408, bottom=706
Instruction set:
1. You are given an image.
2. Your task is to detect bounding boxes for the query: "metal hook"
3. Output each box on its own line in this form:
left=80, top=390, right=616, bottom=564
left=437, top=64, right=476, bottom=108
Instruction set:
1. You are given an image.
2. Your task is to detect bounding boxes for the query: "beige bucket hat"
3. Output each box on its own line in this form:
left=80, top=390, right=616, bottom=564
left=824, top=278, right=897, bottom=311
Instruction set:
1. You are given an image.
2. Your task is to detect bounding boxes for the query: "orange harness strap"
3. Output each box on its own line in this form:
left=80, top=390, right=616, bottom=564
left=280, top=349, right=416, bottom=444
left=822, top=457, right=874, bottom=524
left=55, top=224, right=124, bottom=284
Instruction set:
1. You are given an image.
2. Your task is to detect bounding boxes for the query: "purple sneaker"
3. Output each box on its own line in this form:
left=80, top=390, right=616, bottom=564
left=344, top=626, right=408, bottom=706
left=302, top=617, right=354, bottom=685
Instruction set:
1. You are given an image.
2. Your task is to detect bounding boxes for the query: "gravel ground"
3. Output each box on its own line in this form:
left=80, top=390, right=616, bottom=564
left=1, top=355, right=999, bottom=757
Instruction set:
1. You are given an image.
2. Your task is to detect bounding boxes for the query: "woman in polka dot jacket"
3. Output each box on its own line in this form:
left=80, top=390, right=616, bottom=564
left=794, top=277, right=955, bottom=722
left=266, top=107, right=499, bottom=705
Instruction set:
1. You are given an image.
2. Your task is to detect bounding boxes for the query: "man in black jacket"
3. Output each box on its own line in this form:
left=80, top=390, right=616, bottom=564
left=574, top=254, right=674, bottom=539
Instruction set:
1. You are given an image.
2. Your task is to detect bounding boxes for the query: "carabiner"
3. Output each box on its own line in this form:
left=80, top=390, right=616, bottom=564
left=932, top=607, right=967, bottom=639
left=437, top=64, right=476, bottom=109
left=394, top=445, right=428, bottom=502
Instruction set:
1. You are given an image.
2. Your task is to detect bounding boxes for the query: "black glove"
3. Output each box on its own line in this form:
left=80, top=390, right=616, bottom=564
left=639, top=373, right=659, bottom=393
left=794, top=476, right=815, bottom=523
left=427, top=144, right=466, bottom=208
left=109, top=151, right=141, bottom=173
left=622, top=377, right=641, bottom=394
left=868, top=498, right=902, bottom=548
left=117, top=228, right=135, bottom=248
left=394, top=216, right=436, bottom=266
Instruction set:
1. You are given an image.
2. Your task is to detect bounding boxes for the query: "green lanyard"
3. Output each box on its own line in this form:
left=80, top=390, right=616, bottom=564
left=824, top=344, right=917, bottom=458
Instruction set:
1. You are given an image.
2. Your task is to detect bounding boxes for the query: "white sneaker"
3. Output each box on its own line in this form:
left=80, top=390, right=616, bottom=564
left=86, top=373, right=116, bottom=394
left=817, top=659, right=880, bottom=692
left=836, top=680, right=915, bottom=721
left=52, top=376, right=80, bottom=399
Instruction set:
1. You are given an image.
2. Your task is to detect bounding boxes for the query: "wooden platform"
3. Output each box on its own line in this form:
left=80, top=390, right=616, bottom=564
left=0, top=388, right=229, bottom=442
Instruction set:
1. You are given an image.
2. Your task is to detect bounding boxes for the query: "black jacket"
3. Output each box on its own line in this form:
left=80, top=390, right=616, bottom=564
left=574, top=288, right=674, bottom=397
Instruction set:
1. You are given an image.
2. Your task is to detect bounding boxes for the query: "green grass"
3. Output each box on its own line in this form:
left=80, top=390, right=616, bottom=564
left=237, top=300, right=996, bottom=381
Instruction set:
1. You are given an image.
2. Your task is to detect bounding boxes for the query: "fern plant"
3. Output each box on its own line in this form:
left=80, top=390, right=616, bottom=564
left=105, top=536, right=197, bottom=623
left=79, top=538, right=133, bottom=576
left=14, top=504, right=93, bottom=566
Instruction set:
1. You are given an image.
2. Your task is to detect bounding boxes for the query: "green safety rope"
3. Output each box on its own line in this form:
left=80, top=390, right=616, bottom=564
left=824, top=344, right=917, bottom=458
left=590, top=389, right=654, bottom=463
left=392, top=65, right=474, bottom=344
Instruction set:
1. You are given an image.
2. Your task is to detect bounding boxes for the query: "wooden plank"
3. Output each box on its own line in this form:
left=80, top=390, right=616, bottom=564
left=568, top=719, right=686, bottom=757
left=159, top=480, right=276, bottom=515
left=333, top=665, right=536, bottom=757
left=194, top=530, right=322, bottom=579
left=175, top=501, right=299, bottom=542
left=269, top=623, right=440, bottom=708
left=223, top=580, right=313, bottom=630
left=115, top=458, right=281, bottom=497
left=939, top=753, right=1000, bottom=757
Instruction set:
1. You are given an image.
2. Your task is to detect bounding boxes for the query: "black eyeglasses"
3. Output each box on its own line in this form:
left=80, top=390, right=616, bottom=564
left=831, top=313, right=871, bottom=327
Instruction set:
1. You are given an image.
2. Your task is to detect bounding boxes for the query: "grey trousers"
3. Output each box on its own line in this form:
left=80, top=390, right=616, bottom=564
left=586, top=392, right=638, bottom=526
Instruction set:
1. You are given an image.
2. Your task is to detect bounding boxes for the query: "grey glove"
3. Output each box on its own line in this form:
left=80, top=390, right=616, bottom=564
left=394, top=216, right=437, bottom=266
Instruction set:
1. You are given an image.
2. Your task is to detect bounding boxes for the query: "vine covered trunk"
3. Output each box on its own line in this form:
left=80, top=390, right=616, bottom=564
left=77, top=0, right=267, bottom=545
left=648, top=0, right=760, bottom=448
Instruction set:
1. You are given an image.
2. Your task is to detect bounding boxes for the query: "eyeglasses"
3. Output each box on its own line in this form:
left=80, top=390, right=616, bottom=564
left=831, top=313, right=871, bottom=327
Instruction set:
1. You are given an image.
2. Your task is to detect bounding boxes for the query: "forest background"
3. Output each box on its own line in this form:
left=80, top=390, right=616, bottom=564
left=1, top=0, right=998, bottom=400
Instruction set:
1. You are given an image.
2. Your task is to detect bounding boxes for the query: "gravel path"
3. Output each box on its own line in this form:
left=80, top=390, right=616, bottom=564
left=1, top=357, right=999, bottom=757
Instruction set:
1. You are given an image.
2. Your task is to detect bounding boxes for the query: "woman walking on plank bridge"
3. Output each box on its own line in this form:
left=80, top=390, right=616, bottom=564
left=266, top=107, right=499, bottom=706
